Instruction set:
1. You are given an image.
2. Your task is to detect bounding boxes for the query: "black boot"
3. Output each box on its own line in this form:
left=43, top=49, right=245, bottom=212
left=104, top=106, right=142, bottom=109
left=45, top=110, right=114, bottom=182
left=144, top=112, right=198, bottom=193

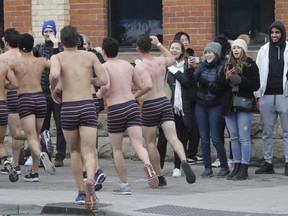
left=226, top=163, right=240, bottom=180
left=233, top=164, right=249, bottom=180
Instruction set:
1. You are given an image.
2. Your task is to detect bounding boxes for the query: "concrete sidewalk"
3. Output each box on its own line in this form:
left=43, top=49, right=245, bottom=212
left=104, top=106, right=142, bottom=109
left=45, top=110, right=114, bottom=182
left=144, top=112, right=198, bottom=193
left=0, top=158, right=287, bottom=216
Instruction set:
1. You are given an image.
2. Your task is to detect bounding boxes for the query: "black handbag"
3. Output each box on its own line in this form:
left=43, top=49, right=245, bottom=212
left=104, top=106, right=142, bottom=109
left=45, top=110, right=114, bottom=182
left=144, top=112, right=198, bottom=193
left=232, top=95, right=253, bottom=112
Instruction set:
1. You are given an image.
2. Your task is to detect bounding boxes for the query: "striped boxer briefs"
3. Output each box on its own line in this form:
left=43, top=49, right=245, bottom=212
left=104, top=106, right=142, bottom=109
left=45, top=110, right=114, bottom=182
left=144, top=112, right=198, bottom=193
left=61, top=99, right=98, bottom=130
left=18, top=92, right=47, bottom=119
left=141, top=97, right=174, bottom=127
left=107, top=100, right=141, bottom=133
left=0, top=100, right=8, bottom=126
left=7, top=90, right=18, bottom=114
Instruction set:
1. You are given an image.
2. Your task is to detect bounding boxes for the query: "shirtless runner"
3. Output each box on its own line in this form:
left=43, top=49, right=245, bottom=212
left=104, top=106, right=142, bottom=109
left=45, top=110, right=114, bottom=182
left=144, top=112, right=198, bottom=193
left=8, top=33, right=55, bottom=182
left=0, top=55, right=19, bottom=182
left=134, top=35, right=196, bottom=186
left=49, top=25, right=107, bottom=211
left=0, top=28, right=26, bottom=177
left=98, top=37, right=158, bottom=194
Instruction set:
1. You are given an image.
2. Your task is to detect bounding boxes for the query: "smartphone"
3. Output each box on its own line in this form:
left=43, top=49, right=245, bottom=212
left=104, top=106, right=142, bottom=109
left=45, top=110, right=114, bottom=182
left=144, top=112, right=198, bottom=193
left=227, top=64, right=233, bottom=70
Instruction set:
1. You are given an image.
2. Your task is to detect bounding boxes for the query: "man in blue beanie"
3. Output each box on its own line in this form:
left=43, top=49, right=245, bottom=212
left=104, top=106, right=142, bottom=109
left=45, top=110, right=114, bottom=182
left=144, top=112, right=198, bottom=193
left=33, top=20, right=66, bottom=168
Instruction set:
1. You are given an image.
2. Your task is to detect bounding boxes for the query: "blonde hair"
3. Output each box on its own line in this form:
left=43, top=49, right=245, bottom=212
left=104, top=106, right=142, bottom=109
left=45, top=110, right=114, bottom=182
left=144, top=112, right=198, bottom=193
left=226, top=34, right=250, bottom=74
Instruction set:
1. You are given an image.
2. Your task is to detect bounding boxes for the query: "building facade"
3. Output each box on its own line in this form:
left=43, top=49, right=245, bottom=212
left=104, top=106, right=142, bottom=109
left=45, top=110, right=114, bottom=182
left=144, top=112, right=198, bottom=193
left=3, top=0, right=288, bottom=59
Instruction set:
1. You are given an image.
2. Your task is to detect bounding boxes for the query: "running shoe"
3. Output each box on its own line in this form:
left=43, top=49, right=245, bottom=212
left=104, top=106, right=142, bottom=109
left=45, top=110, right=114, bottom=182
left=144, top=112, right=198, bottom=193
left=1, top=166, right=9, bottom=175
left=158, top=176, right=167, bottom=187
left=95, top=184, right=102, bottom=191
left=187, top=158, right=197, bottom=165
left=14, top=165, right=22, bottom=175
left=144, top=163, right=159, bottom=189
left=196, top=155, right=204, bottom=163
left=75, top=191, right=86, bottom=205
left=94, top=168, right=106, bottom=186
left=40, top=152, right=56, bottom=175
left=40, top=130, right=54, bottom=156
left=84, top=179, right=97, bottom=211
left=1, top=165, right=21, bottom=175
left=181, top=160, right=196, bottom=184
left=113, top=183, right=132, bottom=195
left=3, top=159, right=19, bottom=182
left=24, top=172, right=39, bottom=182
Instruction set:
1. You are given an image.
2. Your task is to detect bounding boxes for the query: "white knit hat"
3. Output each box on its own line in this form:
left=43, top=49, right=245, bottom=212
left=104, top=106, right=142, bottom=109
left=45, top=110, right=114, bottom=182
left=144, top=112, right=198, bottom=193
left=232, top=39, right=247, bottom=53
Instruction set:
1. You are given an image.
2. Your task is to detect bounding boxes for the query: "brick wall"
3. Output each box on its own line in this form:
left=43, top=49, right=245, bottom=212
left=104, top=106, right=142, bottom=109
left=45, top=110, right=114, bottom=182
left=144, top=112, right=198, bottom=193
left=163, top=0, right=214, bottom=56
left=69, top=0, right=107, bottom=48
left=31, top=0, right=70, bottom=44
left=4, top=0, right=32, bottom=33
left=275, top=0, right=288, bottom=28
left=4, top=0, right=70, bottom=45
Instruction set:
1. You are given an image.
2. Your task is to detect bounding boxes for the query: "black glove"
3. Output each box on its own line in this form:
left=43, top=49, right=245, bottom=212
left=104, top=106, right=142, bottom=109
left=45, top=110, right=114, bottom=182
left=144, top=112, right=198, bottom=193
left=229, top=74, right=242, bottom=85
left=198, top=77, right=209, bottom=88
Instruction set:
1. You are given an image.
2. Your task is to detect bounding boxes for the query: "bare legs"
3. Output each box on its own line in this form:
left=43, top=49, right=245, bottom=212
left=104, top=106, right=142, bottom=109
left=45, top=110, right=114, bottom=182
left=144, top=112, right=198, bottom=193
left=63, top=126, right=97, bottom=191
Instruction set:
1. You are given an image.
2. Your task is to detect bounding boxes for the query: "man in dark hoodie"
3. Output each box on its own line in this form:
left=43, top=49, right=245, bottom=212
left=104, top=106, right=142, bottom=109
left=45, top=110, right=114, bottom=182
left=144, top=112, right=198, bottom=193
left=33, top=20, right=66, bottom=167
left=255, top=20, right=288, bottom=176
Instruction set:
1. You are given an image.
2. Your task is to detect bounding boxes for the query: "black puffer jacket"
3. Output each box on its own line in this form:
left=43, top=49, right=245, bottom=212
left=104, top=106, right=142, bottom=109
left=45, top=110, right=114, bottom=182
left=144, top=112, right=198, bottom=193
left=187, top=57, right=225, bottom=107
left=221, top=57, right=260, bottom=115
left=33, top=41, right=62, bottom=93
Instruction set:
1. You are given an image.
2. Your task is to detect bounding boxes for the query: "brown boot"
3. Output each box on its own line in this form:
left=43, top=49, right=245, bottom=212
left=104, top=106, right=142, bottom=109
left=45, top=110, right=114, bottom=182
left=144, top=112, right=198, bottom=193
left=54, top=158, right=64, bottom=167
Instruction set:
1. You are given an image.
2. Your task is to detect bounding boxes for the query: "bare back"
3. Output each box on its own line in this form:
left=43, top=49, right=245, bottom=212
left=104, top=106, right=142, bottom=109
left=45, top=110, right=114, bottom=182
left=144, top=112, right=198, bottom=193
left=9, top=55, right=49, bottom=95
left=135, top=56, right=168, bottom=101
left=56, top=50, right=103, bottom=102
left=0, top=49, right=21, bottom=64
left=103, top=58, right=138, bottom=106
left=102, top=58, right=136, bottom=106
left=0, top=49, right=21, bottom=97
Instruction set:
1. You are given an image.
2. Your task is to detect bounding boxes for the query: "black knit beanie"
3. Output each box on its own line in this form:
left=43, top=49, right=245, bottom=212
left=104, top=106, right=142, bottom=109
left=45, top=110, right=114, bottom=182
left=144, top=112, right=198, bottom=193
left=18, top=33, right=34, bottom=53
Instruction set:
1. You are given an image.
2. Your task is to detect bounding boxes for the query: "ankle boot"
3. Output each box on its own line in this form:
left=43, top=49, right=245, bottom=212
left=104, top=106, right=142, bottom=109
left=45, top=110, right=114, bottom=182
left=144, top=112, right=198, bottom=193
left=226, top=163, right=240, bottom=180
left=233, top=164, right=249, bottom=180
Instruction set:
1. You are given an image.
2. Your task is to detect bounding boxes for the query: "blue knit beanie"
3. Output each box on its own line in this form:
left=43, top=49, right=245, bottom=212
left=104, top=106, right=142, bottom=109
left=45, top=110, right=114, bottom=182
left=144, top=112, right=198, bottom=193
left=42, top=20, right=57, bottom=35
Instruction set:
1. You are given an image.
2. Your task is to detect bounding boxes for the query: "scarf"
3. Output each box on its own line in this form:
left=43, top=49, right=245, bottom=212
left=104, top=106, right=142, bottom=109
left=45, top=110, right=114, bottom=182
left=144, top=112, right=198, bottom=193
left=169, top=60, right=185, bottom=116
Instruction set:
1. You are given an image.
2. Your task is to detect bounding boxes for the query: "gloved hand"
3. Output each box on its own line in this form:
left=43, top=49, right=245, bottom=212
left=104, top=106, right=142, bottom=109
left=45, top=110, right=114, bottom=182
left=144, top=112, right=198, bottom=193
left=168, top=65, right=179, bottom=74
left=229, top=74, right=242, bottom=85
left=229, top=82, right=240, bottom=93
left=198, top=77, right=209, bottom=88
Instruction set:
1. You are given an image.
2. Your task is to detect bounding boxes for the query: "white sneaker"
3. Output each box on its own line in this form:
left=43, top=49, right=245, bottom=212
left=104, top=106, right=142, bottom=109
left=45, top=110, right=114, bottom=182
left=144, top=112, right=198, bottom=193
left=40, top=130, right=54, bottom=156
left=196, top=155, right=203, bottom=163
left=40, top=152, right=56, bottom=175
left=24, top=156, right=33, bottom=166
left=172, top=168, right=181, bottom=177
left=211, top=158, right=220, bottom=168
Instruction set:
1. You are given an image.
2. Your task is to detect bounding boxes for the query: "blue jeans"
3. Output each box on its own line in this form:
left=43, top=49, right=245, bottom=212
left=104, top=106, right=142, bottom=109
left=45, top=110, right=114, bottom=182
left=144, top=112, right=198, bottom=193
left=225, top=111, right=253, bottom=164
left=195, top=104, right=228, bottom=169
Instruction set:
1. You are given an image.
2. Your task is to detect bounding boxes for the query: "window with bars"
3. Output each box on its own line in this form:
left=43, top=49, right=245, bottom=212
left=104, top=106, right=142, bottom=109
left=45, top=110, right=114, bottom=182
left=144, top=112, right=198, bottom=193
left=108, top=0, right=163, bottom=49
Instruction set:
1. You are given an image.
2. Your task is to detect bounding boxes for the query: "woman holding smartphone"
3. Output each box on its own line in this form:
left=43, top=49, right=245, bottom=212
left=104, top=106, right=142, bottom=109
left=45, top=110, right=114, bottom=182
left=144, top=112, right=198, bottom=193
left=222, top=36, right=260, bottom=180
